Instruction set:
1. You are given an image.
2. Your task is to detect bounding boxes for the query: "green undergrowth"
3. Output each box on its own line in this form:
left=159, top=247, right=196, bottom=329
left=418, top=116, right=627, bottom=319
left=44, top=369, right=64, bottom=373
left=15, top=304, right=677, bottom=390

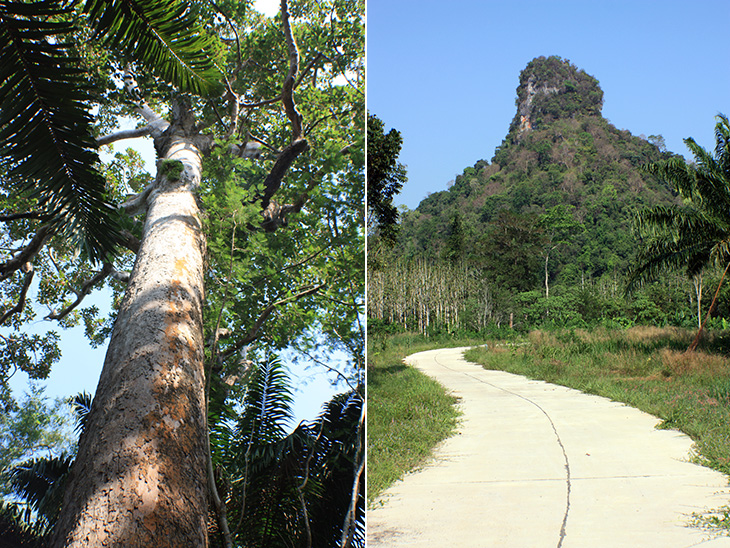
left=367, top=333, right=482, bottom=503
left=464, top=326, right=730, bottom=533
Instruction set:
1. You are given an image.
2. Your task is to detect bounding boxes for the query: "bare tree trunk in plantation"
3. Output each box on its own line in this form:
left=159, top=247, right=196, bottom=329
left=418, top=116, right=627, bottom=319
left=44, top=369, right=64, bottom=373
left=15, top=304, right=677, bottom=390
left=51, top=114, right=209, bottom=547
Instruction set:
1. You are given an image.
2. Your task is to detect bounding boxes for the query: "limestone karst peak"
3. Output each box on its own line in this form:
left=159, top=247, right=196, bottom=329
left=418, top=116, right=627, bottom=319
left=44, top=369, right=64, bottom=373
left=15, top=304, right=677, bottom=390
left=510, top=56, right=604, bottom=135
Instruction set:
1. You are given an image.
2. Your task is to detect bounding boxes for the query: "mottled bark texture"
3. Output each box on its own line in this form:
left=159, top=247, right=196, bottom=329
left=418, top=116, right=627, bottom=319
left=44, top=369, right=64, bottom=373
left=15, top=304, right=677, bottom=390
left=51, top=110, right=210, bottom=547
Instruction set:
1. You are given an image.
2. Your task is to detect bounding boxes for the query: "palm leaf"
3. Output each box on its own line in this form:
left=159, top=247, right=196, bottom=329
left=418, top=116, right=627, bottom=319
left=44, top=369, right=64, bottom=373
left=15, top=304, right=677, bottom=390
left=235, top=357, right=294, bottom=447
left=0, top=0, right=121, bottom=262
left=9, top=454, right=74, bottom=525
left=84, top=0, right=223, bottom=96
left=0, top=502, right=48, bottom=547
left=68, top=391, right=93, bottom=435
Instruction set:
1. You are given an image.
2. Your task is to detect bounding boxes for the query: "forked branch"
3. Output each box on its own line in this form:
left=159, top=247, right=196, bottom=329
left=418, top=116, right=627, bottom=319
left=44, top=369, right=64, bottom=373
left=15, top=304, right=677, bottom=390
left=45, top=263, right=114, bottom=321
left=0, top=225, right=51, bottom=282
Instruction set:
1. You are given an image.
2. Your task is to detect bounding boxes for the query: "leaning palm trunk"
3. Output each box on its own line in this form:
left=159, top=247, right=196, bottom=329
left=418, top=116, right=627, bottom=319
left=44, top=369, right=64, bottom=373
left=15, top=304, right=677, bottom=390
left=51, top=123, right=209, bottom=547
left=688, top=261, right=730, bottom=353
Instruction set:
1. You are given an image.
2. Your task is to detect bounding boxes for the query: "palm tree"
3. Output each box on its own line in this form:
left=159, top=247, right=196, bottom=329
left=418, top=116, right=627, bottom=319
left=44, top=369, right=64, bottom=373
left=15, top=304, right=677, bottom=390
left=210, top=356, right=364, bottom=548
left=629, top=114, right=730, bottom=351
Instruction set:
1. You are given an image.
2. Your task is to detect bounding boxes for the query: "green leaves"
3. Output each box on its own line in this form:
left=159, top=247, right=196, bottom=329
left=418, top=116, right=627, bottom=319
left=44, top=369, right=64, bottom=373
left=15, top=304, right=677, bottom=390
left=629, top=115, right=730, bottom=289
left=84, top=0, right=223, bottom=96
left=0, top=0, right=121, bottom=262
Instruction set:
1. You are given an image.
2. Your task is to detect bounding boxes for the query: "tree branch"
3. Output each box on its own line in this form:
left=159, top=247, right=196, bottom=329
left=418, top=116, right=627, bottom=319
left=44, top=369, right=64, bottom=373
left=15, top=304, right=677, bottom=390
left=0, top=265, right=34, bottom=326
left=45, top=263, right=113, bottom=321
left=340, top=398, right=365, bottom=548
left=260, top=144, right=352, bottom=231
left=97, top=125, right=154, bottom=147
left=0, top=225, right=51, bottom=282
left=120, top=182, right=155, bottom=217
left=280, top=0, right=303, bottom=139
left=219, top=282, right=326, bottom=361
left=0, top=210, right=56, bottom=223
left=261, top=138, right=309, bottom=210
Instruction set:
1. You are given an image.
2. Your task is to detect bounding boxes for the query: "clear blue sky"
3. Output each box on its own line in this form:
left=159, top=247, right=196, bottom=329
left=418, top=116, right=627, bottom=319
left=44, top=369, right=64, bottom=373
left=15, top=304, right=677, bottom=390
left=367, top=0, right=730, bottom=209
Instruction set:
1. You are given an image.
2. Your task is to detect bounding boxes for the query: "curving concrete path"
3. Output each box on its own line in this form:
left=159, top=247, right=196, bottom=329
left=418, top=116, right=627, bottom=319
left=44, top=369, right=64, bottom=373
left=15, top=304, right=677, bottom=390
left=367, top=347, right=730, bottom=547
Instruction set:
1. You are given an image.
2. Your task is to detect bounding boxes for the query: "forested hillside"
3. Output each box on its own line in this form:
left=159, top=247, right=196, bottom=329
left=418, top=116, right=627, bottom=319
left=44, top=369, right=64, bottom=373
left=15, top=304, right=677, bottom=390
left=370, top=56, right=719, bottom=334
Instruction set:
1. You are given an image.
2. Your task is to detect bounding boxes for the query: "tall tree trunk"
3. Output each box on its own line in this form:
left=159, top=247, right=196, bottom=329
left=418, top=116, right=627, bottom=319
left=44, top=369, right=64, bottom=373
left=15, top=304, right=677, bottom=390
left=51, top=112, right=209, bottom=547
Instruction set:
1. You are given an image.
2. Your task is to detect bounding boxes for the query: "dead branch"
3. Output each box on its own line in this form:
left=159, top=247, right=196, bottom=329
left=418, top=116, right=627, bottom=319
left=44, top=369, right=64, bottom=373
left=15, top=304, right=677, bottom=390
left=219, top=282, right=326, bottom=361
left=0, top=225, right=51, bottom=282
left=45, top=263, right=113, bottom=321
left=0, top=265, right=34, bottom=326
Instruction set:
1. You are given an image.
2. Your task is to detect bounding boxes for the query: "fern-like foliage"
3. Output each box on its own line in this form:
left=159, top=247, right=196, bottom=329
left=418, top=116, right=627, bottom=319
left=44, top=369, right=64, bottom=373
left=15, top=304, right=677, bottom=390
left=68, top=391, right=93, bottom=435
left=84, top=0, right=223, bottom=96
left=0, top=0, right=122, bottom=262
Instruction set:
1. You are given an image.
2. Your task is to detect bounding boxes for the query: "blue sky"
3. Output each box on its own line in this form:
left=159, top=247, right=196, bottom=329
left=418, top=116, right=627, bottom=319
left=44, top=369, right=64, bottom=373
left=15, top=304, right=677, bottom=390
left=367, top=0, right=730, bottom=209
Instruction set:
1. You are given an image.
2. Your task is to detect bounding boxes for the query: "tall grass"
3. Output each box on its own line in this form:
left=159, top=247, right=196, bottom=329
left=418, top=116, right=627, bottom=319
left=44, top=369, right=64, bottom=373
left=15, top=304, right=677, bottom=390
left=464, top=326, right=730, bottom=476
left=367, top=333, right=482, bottom=502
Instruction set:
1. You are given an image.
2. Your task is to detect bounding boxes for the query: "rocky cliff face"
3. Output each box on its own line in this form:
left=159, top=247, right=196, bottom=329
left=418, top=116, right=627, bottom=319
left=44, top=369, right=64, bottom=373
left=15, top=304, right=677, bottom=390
left=511, top=56, right=604, bottom=137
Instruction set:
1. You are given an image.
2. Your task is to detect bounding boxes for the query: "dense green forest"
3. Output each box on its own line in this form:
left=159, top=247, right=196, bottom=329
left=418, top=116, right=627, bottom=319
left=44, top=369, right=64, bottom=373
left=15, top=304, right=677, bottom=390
left=369, top=56, right=727, bottom=335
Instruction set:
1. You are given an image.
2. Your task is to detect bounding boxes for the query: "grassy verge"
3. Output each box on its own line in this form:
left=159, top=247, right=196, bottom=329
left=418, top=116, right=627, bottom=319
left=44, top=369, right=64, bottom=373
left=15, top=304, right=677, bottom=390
left=367, top=333, right=483, bottom=503
left=464, top=326, right=730, bottom=478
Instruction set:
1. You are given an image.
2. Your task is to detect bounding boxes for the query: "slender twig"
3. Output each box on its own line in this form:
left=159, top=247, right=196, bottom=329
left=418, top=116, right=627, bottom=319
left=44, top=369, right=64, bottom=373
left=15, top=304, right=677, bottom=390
left=292, top=347, right=357, bottom=392
left=205, top=222, right=237, bottom=548
left=219, top=283, right=326, bottom=361
left=211, top=0, right=242, bottom=69
left=688, top=260, right=730, bottom=352
left=239, top=95, right=283, bottom=109
left=340, top=398, right=365, bottom=548
left=297, top=423, right=323, bottom=548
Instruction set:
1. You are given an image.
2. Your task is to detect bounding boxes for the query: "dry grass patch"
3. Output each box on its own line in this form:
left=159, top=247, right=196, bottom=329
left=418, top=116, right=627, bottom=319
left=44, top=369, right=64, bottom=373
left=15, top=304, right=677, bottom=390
left=660, top=349, right=730, bottom=379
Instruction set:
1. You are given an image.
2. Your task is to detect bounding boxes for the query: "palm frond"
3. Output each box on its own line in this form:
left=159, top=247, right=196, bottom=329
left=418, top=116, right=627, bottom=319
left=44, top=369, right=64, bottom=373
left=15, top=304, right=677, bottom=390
left=0, top=502, right=48, bottom=547
left=9, top=453, right=74, bottom=525
left=0, top=0, right=122, bottom=262
left=641, top=157, right=695, bottom=198
left=68, top=391, right=92, bottom=435
left=235, top=357, right=294, bottom=446
left=84, top=0, right=223, bottom=96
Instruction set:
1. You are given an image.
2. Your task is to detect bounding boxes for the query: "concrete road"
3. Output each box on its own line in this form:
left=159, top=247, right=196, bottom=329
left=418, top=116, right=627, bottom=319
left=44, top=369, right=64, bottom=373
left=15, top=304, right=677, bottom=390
left=367, top=347, right=730, bottom=547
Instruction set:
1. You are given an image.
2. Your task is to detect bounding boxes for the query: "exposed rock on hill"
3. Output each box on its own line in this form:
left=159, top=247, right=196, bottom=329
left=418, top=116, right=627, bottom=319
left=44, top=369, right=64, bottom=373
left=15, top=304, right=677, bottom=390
left=397, top=56, right=678, bottom=284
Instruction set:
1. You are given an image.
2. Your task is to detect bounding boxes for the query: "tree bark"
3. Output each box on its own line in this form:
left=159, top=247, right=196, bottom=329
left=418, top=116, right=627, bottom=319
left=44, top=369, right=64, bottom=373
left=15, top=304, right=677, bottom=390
left=51, top=117, right=209, bottom=547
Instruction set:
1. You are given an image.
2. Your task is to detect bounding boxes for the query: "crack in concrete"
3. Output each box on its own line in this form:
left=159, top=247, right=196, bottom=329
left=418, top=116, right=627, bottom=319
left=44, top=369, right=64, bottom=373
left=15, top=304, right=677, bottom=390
left=433, top=351, right=572, bottom=548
